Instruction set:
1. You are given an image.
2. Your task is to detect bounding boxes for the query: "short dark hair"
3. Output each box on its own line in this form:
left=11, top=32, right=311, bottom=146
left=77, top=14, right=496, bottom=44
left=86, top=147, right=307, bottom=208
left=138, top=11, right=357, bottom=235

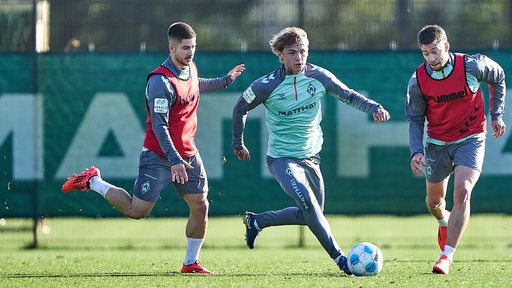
left=417, top=24, right=447, bottom=46
left=167, top=22, right=196, bottom=44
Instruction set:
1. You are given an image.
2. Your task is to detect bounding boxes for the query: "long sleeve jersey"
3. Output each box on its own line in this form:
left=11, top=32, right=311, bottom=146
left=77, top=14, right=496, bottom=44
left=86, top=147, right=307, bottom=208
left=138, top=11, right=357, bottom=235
left=232, top=63, right=383, bottom=159
left=144, top=57, right=233, bottom=166
left=406, top=52, right=506, bottom=157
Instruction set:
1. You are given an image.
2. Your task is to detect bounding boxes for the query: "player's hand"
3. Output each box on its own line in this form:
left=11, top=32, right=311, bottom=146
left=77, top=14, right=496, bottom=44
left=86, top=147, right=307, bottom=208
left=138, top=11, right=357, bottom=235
left=171, top=162, right=193, bottom=184
left=372, top=108, right=390, bottom=123
left=491, top=118, right=506, bottom=138
left=410, top=153, right=425, bottom=176
left=228, top=64, right=245, bottom=81
left=234, top=146, right=250, bottom=161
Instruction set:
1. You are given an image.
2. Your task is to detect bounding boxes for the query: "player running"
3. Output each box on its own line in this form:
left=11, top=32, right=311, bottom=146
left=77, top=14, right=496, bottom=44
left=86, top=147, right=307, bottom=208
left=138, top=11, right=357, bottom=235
left=62, top=22, right=245, bottom=275
left=232, top=27, right=390, bottom=275
left=406, top=24, right=506, bottom=274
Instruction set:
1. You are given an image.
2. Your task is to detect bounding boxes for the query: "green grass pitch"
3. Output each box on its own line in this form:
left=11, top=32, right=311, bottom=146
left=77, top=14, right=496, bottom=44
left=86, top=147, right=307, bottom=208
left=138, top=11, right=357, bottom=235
left=0, top=215, right=511, bottom=287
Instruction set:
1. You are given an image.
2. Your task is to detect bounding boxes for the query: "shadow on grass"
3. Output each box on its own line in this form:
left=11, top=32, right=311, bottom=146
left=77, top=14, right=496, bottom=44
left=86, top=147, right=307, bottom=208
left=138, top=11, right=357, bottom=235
left=2, top=271, right=353, bottom=279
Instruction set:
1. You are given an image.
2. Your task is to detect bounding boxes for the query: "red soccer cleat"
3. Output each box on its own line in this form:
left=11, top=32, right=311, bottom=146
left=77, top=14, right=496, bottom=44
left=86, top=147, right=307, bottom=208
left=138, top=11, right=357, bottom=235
left=438, top=225, right=447, bottom=250
left=432, top=255, right=451, bottom=274
left=61, top=166, right=100, bottom=193
left=181, top=261, right=213, bottom=275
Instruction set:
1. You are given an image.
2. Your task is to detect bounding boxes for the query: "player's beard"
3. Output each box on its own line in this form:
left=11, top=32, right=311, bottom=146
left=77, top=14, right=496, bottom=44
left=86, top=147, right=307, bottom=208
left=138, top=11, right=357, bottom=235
left=429, top=53, right=449, bottom=71
left=176, top=55, right=193, bottom=68
left=429, top=62, right=442, bottom=71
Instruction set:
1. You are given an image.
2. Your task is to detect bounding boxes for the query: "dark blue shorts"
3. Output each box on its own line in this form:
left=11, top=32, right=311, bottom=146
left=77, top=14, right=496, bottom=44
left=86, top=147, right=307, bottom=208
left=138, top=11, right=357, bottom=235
left=132, top=149, right=208, bottom=202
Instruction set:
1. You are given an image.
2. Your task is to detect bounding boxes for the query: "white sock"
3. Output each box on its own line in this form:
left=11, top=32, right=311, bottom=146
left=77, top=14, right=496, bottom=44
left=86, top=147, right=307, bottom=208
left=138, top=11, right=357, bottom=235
left=184, top=237, right=204, bottom=265
left=442, top=245, right=456, bottom=263
left=333, top=249, right=348, bottom=264
left=437, top=217, right=448, bottom=226
left=89, top=176, right=112, bottom=197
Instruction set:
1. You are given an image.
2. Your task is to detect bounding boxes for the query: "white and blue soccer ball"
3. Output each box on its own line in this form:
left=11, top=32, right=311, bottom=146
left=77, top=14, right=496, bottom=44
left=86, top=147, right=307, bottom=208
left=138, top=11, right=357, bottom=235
left=347, top=242, right=384, bottom=276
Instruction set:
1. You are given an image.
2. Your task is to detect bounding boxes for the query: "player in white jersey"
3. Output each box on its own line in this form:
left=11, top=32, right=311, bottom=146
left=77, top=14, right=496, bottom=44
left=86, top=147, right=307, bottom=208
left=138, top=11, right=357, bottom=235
left=231, top=27, right=390, bottom=274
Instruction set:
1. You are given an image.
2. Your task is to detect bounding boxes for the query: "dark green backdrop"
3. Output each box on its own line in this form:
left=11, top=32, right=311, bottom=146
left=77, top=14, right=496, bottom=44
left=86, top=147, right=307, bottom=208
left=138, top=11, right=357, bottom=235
left=1, top=51, right=511, bottom=218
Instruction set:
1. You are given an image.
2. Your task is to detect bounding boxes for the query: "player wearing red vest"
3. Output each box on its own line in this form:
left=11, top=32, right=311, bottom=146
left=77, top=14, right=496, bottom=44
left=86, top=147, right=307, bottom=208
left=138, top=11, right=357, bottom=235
left=62, top=22, right=245, bottom=274
left=406, top=25, right=506, bottom=274
left=143, top=64, right=200, bottom=158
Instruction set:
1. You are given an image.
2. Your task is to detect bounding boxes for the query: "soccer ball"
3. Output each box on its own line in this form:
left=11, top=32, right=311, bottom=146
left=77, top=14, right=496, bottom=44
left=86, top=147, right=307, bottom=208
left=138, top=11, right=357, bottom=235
left=347, top=242, right=384, bottom=276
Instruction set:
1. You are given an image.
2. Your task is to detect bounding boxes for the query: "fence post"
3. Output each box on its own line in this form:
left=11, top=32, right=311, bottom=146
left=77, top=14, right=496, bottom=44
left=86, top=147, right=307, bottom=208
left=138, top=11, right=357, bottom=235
left=298, top=225, right=305, bottom=247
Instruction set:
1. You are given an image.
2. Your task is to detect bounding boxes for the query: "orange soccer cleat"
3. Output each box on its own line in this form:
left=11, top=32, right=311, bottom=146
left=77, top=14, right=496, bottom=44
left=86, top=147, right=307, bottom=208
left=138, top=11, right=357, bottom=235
left=61, top=166, right=100, bottom=193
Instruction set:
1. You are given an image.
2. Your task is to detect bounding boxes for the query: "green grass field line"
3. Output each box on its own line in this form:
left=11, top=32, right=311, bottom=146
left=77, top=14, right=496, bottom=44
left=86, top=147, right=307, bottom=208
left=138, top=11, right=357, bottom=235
left=0, top=215, right=511, bottom=287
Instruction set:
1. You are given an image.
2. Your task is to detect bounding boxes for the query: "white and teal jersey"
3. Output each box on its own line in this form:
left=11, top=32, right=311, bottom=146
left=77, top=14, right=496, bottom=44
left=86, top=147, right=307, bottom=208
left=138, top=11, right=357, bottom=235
left=233, top=63, right=383, bottom=158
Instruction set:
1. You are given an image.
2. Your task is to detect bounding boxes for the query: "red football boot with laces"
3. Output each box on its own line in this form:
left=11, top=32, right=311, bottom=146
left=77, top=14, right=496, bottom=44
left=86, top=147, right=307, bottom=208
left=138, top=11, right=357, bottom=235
left=181, top=261, right=213, bottom=275
left=61, top=166, right=100, bottom=192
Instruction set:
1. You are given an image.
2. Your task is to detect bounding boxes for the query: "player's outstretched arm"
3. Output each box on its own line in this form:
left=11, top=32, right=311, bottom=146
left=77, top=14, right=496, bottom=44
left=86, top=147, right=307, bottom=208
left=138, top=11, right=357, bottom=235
left=228, top=64, right=246, bottom=81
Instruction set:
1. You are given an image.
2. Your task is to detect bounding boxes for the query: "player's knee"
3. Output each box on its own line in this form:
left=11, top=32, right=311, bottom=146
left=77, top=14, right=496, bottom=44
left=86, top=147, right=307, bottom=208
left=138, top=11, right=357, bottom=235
left=125, top=208, right=151, bottom=219
left=196, top=199, right=209, bottom=217
left=453, top=189, right=472, bottom=205
left=426, top=198, right=444, bottom=212
left=189, top=197, right=209, bottom=217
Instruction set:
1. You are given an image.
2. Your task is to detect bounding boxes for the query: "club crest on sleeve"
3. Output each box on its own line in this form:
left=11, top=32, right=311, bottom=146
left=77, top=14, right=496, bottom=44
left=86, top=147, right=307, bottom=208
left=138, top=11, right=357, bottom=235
left=153, top=98, right=169, bottom=113
left=242, top=87, right=256, bottom=103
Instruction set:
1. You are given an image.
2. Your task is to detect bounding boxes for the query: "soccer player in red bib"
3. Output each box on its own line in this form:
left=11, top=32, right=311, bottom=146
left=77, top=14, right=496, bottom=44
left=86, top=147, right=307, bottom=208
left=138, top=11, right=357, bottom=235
left=62, top=22, right=245, bottom=274
left=406, top=25, right=506, bottom=274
